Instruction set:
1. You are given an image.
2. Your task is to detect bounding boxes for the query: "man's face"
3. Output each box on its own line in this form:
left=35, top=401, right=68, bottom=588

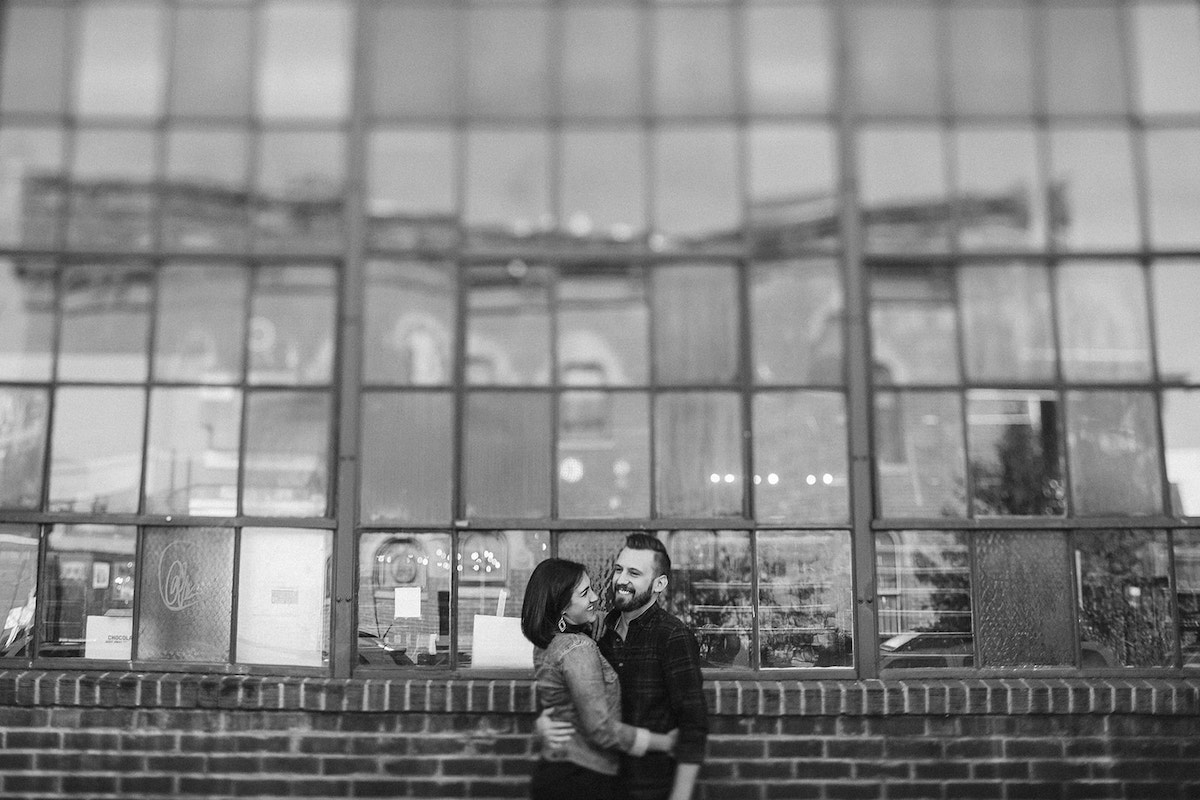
left=611, top=546, right=665, bottom=612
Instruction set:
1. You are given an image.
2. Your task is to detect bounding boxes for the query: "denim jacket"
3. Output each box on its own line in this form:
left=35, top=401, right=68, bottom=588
left=534, top=632, right=650, bottom=776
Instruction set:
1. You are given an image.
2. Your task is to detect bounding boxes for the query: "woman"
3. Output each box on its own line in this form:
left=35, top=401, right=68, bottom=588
left=521, top=558, right=676, bottom=800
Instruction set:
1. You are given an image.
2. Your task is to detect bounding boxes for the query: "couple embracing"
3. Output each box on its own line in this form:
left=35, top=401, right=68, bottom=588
left=520, top=534, right=708, bottom=800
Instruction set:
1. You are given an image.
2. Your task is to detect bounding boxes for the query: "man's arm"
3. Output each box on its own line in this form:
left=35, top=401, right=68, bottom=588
left=662, top=626, right=708, bottom=798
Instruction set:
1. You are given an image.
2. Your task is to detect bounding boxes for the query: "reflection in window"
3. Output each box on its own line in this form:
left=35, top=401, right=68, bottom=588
left=662, top=531, right=751, bottom=669
left=254, top=132, right=345, bottom=252
left=1043, top=4, right=1127, bottom=115
left=959, top=261, right=1054, bottom=382
left=759, top=531, right=853, bottom=669
left=464, top=393, right=552, bottom=519
left=41, top=524, right=136, bottom=659
left=360, top=392, right=453, bottom=524
left=257, top=0, right=351, bottom=121
left=247, top=266, right=337, bottom=386
left=560, top=128, right=646, bottom=245
left=144, top=388, right=242, bottom=517
left=0, top=4, right=69, bottom=115
left=364, top=260, right=455, bottom=386
left=137, top=527, right=234, bottom=662
left=466, top=264, right=551, bottom=386
left=652, top=127, right=740, bottom=249
left=1048, top=129, right=1139, bottom=250
left=1075, top=530, right=1173, bottom=668
left=1153, top=260, right=1200, bottom=384
left=464, top=130, right=551, bottom=246
left=48, top=388, right=145, bottom=514
left=163, top=129, right=251, bottom=252
left=558, top=392, right=650, bottom=519
left=0, top=388, right=48, bottom=509
left=1163, top=390, right=1200, bottom=517
left=366, top=129, right=458, bottom=251
left=747, top=126, right=839, bottom=253
left=1144, top=129, right=1200, bottom=248
left=1175, top=531, right=1200, bottom=667
left=874, top=391, right=966, bottom=519
left=870, top=265, right=959, bottom=385
left=561, top=4, right=642, bottom=118
left=236, top=528, right=331, bottom=667
left=75, top=3, right=165, bottom=118
left=1056, top=261, right=1151, bottom=382
left=0, top=525, right=38, bottom=658
left=1132, top=2, right=1200, bottom=115
left=653, top=6, right=735, bottom=116
left=557, top=266, right=648, bottom=386
left=948, top=2, right=1033, bottom=116
left=752, top=259, right=843, bottom=385
left=458, top=530, right=548, bottom=669
left=953, top=127, right=1044, bottom=250
left=170, top=4, right=253, bottom=117
left=967, top=391, right=1064, bottom=517
left=357, top=532, right=452, bottom=668
left=154, top=264, right=247, bottom=384
left=745, top=4, right=831, bottom=114
left=467, top=7, right=549, bottom=118
left=1066, top=391, right=1162, bottom=517
left=0, top=258, right=55, bottom=380
left=858, top=127, right=951, bottom=253
left=753, top=392, right=848, bottom=524
left=876, top=531, right=972, bottom=669
left=848, top=2, right=941, bottom=116
left=655, top=392, right=742, bottom=518
left=0, top=127, right=65, bottom=248
left=653, top=264, right=738, bottom=385
left=242, top=391, right=331, bottom=517
left=68, top=130, right=157, bottom=251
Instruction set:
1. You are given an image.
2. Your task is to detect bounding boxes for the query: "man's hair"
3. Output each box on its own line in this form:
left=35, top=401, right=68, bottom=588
left=520, top=558, right=586, bottom=649
left=623, top=533, right=671, bottom=579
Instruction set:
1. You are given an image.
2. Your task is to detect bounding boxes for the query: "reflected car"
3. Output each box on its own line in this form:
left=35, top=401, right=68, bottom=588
left=879, top=631, right=974, bottom=669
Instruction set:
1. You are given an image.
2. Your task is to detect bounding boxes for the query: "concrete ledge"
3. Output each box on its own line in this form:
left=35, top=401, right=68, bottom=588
left=1, top=671, right=1197, bottom=717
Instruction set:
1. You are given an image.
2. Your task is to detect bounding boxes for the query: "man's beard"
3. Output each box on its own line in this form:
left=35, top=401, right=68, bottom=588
left=612, top=582, right=654, bottom=612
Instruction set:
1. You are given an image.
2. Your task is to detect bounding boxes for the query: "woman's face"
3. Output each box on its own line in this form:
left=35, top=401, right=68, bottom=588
left=561, top=572, right=599, bottom=626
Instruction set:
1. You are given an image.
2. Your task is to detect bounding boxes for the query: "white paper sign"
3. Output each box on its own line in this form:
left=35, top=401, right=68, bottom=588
left=394, top=586, right=422, bottom=619
left=470, top=615, right=531, bottom=669
left=84, top=615, right=132, bottom=660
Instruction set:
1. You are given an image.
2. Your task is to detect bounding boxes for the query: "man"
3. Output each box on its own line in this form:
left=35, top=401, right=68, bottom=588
left=539, top=534, right=708, bottom=800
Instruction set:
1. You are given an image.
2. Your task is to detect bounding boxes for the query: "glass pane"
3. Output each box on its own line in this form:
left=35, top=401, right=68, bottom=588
left=254, top=131, right=345, bottom=252
left=1048, top=128, right=1139, bottom=249
left=1075, top=530, right=1174, bottom=668
left=953, top=127, right=1045, bottom=250
left=466, top=264, right=551, bottom=386
left=1163, top=390, right=1200, bottom=516
left=464, top=393, right=552, bottom=518
left=358, top=532, right=452, bottom=668
left=1066, top=391, right=1162, bottom=516
left=366, top=129, right=458, bottom=251
left=360, top=392, right=453, bottom=524
left=658, top=531, right=751, bottom=668
left=248, top=266, right=337, bottom=386
left=560, top=128, right=646, bottom=245
left=48, top=388, right=144, bottom=514
left=257, top=0, right=351, bottom=120
left=558, top=530, right=629, bottom=614
left=652, top=127, right=741, bottom=250
left=858, top=127, right=951, bottom=253
left=364, top=260, right=456, bottom=386
left=653, top=7, right=735, bottom=116
left=170, top=4, right=253, bottom=117
left=68, top=130, right=157, bottom=250
left=0, top=127, right=66, bottom=248
left=236, top=528, right=331, bottom=667
left=457, top=530, right=548, bottom=669
left=948, top=2, right=1034, bottom=115
left=870, top=265, right=959, bottom=386
left=467, top=7, right=549, bottom=118
left=136, top=527, right=233, bottom=662
left=967, top=390, right=1065, bottom=517
left=561, top=4, right=642, bottom=118
left=558, top=392, right=650, bottom=519
left=1, top=5, right=69, bottom=115
left=0, top=525, right=39, bottom=658
left=144, top=388, right=241, bottom=517
left=849, top=2, right=941, bottom=116
left=653, top=264, right=738, bottom=385
left=163, top=129, right=251, bottom=251
left=747, top=125, right=839, bottom=254
left=41, top=524, right=136, bottom=659
left=745, top=4, right=831, bottom=114
left=464, top=129, right=551, bottom=247
left=0, top=388, right=48, bottom=509
left=75, top=3, right=165, bottom=118
left=0, top=257, right=55, bottom=380
left=1057, top=261, right=1152, bottom=382
left=960, top=261, right=1055, bottom=382
left=1132, top=2, right=1200, bottom=114
left=1175, top=531, right=1200, bottom=667
left=754, top=392, right=848, bottom=524
left=655, top=392, right=743, bottom=517
left=874, top=391, right=967, bottom=518
left=58, top=262, right=152, bottom=382
left=557, top=265, right=649, bottom=386
left=974, top=531, right=1073, bottom=667
left=1145, top=129, right=1200, bottom=248
left=242, top=391, right=331, bottom=517
left=759, top=531, right=853, bottom=669
left=1154, top=260, right=1200, bottom=383
left=1043, top=4, right=1128, bottom=115
left=154, top=263, right=247, bottom=383
left=369, top=5, right=461, bottom=117
left=752, top=259, right=842, bottom=385
left=876, top=531, right=973, bottom=668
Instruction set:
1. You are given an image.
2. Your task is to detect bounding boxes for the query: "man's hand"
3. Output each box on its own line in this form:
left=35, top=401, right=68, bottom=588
left=535, top=708, right=575, bottom=750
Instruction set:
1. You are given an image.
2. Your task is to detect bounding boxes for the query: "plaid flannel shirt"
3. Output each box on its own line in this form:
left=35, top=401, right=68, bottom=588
left=599, top=603, right=708, bottom=800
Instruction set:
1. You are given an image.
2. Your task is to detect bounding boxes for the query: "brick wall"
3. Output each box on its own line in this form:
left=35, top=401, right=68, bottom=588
left=0, top=672, right=1197, bottom=800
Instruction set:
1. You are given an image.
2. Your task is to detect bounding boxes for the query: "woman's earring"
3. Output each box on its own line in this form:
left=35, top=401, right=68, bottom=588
left=557, top=615, right=568, bottom=633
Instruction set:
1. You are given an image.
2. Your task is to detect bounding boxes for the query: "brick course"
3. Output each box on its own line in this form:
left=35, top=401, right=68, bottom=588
left=0, top=672, right=1196, bottom=799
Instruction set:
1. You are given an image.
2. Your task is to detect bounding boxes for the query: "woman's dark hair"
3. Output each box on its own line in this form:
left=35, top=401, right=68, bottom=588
left=521, top=558, right=587, bottom=649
